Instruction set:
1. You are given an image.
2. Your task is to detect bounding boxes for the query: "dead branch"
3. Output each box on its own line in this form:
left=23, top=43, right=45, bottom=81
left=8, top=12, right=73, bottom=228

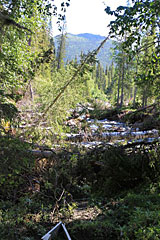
left=120, top=103, right=157, bottom=119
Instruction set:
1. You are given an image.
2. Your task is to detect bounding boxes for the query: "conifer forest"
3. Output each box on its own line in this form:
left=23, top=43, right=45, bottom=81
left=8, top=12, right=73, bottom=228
left=0, top=0, right=160, bottom=239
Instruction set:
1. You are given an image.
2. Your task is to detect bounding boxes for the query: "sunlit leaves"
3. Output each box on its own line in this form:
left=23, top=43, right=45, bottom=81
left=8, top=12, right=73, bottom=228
left=105, top=0, right=160, bottom=47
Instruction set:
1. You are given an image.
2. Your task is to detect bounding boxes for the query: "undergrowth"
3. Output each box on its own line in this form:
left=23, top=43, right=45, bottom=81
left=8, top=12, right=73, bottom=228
left=1, top=135, right=160, bottom=239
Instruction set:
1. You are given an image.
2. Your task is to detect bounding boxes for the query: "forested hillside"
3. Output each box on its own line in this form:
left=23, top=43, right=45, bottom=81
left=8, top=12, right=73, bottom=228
left=54, top=33, right=114, bottom=67
left=0, top=0, right=160, bottom=239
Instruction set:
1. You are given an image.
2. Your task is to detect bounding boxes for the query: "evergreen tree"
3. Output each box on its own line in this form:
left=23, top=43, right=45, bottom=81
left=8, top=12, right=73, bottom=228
left=56, top=22, right=67, bottom=70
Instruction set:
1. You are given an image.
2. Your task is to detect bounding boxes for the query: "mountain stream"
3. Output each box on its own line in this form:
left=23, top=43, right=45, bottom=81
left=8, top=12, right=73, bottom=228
left=66, top=116, right=159, bottom=149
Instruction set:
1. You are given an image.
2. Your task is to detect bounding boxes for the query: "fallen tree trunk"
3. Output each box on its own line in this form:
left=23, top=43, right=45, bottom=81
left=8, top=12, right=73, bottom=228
left=28, top=137, right=160, bottom=158
left=122, top=138, right=160, bottom=149
left=29, top=149, right=56, bottom=158
left=120, top=103, right=157, bottom=119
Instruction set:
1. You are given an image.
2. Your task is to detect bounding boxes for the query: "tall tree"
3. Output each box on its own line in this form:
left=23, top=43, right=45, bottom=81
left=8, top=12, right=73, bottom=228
left=56, top=33, right=66, bottom=70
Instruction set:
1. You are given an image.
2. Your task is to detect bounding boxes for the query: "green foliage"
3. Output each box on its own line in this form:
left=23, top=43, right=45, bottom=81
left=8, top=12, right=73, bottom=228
left=70, top=143, right=160, bottom=197
left=0, top=0, right=56, bottom=123
left=33, top=65, right=87, bottom=132
left=0, top=102, right=18, bottom=122
left=0, top=136, right=34, bottom=200
left=69, top=219, right=119, bottom=240
left=105, top=0, right=160, bottom=51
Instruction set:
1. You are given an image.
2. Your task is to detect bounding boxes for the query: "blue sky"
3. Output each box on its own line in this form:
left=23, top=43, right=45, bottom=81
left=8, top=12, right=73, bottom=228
left=52, top=0, right=127, bottom=36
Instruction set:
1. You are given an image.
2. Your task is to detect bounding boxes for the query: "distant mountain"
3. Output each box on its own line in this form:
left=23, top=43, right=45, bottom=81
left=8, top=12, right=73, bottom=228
left=77, top=33, right=105, bottom=41
left=54, top=33, right=114, bottom=68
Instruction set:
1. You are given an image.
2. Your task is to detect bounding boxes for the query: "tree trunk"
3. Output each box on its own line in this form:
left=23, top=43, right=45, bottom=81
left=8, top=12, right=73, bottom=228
left=133, top=86, right=137, bottom=108
left=57, top=33, right=66, bottom=70
left=117, top=71, right=121, bottom=106
left=29, top=82, right=34, bottom=101
left=120, top=57, right=125, bottom=107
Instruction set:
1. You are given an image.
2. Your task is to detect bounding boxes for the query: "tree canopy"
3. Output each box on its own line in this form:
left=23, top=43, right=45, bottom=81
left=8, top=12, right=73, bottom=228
left=105, top=0, right=160, bottom=49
